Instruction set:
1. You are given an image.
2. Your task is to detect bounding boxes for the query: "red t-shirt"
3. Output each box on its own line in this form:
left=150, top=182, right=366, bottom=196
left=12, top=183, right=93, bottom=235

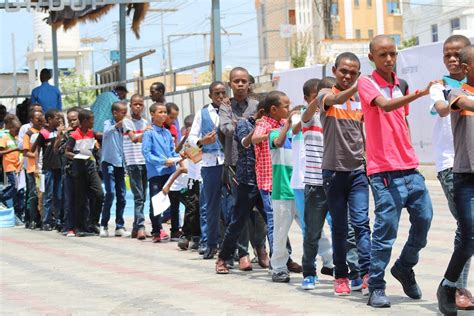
left=358, top=71, right=418, bottom=175
left=165, top=123, right=178, bottom=145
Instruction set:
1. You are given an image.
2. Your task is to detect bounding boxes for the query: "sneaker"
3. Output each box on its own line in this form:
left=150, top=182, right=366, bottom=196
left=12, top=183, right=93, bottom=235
left=88, top=224, right=101, bottom=235
left=99, top=226, right=109, bottom=238
left=437, top=282, right=457, bottom=315
left=272, top=271, right=290, bottom=283
left=368, top=289, right=391, bottom=308
left=42, top=224, right=52, bottom=231
left=170, top=230, right=183, bottom=241
left=321, top=266, right=334, bottom=277
left=390, top=264, right=422, bottom=299
left=334, top=278, right=351, bottom=296
left=66, top=230, right=76, bottom=237
left=115, top=228, right=131, bottom=237
left=177, top=236, right=189, bottom=250
left=160, top=229, right=170, bottom=241
left=351, top=277, right=363, bottom=291
left=190, top=240, right=199, bottom=250
left=361, top=273, right=369, bottom=296
left=301, top=276, right=318, bottom=290
left=152, top=235, right=161, bottom=243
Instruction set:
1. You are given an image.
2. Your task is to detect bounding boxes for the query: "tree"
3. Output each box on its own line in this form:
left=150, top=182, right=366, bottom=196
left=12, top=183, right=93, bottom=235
left=400, top=37, right=419, bottom=50
left=60, top=71, right=95, bottom=109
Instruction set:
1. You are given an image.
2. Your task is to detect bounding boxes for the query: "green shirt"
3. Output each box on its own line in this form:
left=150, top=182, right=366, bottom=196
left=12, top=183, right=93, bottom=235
left=269, top=129, right=294, bottom=200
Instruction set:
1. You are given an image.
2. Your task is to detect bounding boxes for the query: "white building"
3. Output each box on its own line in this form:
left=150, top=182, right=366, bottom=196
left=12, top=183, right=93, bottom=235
left=403, top=0, right=474, bottom=45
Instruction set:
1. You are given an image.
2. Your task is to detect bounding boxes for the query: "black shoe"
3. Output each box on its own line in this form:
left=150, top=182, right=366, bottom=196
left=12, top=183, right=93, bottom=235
left=29, top=221, right=37, bottom=230
left=321, top=266, right=334, bottom=277
left=24, top=221, right=30, bottom=229
left=203, top=247, right=217, bottom=259
left=368, top=289, right=391, bottom=308
left=198, top=245, right=207, bottom=255
left=177, top=236, right=189, bottom=250
left=87, top=225, right=100, bottom=235
left=390, top=264, right=422, bottom=299
left=437, top=282, right=457, bottom=316
left=272, top=271, right=290, bottom=283
left=76, top=230, right=86, bottom=237
left=42, top=224, right=52, bottom=231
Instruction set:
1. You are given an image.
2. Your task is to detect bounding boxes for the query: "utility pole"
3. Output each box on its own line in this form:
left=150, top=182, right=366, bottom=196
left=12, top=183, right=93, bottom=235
left=211, top=0, right=222, bottom=81
left=11, top=33, right=17, bottom=105
left=119, top=4, right=127, bottom=83
left=148, top=8, right=178, bottom=90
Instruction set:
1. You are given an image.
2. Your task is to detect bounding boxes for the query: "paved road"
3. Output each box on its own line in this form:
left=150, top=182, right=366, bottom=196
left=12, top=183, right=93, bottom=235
left=0, top=180, right=472, bottom=315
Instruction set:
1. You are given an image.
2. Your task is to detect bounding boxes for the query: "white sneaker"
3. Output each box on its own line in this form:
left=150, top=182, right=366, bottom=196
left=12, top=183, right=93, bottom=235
left=115, top=228, right=131, bottom=237
left=99, top=226, right=109, bottom=238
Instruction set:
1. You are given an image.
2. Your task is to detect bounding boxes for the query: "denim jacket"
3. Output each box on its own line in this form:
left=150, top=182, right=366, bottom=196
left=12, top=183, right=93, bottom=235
left=234, top=118, right=257, bottom=185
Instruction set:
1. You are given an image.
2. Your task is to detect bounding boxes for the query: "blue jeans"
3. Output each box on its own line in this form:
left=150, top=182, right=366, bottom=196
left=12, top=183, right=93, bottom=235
left=127, top=164, right=147, bottom=231
left=302, top=185, right=328, bottom=277
left=368, top=169, right=433, bottom=291
left=149, top=174, right=171, bottom=235
left=437, top=168, right=471, bottom=288
left=201, top=165, right=223, bottom=249
left=42, top=169, right=63, bottom=226
left=294, top=188, right=305, bottom=235
left=260, top=189, right=274, bottom=255
left=199, top=182, right=207, bottom=245
left=444, top=173, right=474, bottom=283
left=100, top=162, right=126, bottom=229
left=2, top=172, right=18, bottom=209
left=323, top=169, right=371, bottom=278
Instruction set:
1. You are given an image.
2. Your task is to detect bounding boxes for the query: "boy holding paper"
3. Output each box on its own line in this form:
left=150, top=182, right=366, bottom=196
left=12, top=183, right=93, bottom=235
left=142, top=103, right=180, bottom=243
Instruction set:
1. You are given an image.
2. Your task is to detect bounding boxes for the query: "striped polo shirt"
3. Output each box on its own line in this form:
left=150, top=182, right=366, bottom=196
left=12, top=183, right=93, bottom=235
left=318, top=86, right=365, bottom=171
left=301, top=112, right=324, bottom=186
left=123, top=117, right=147, bottom=166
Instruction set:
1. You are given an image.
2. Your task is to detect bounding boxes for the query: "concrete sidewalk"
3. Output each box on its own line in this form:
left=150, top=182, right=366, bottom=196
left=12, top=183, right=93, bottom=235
left=0, top=180, right=472, bottom=315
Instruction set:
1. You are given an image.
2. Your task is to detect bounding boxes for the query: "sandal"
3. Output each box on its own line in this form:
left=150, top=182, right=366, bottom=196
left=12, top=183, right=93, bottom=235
left=216, top=258, right=229, bottom=274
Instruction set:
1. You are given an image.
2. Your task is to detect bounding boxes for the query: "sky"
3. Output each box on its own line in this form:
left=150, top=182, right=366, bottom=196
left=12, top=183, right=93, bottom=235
left=0, top=0, right=260, bottom=78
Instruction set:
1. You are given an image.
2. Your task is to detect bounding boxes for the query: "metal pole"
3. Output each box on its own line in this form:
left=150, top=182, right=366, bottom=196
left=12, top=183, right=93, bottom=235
left=51, top=26, right=60, bottom=87
left=139, top=57, right=144, bottom=95
left=167, top=35, right=173, bottom=91
left=211, top=0, right=222, bottom=81
left=119, top=4, right=127, bottom=83
left=161, top=12, right=167, bottom=90
left=11, top=33, right=17, bottom=104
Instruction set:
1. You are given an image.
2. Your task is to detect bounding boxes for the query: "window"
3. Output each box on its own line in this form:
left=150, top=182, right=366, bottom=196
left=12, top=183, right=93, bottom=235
left=390, top=34, right=401, bottom=46
left=331, top=2, right=338, bottom=16
left=431, top=24, right=438, bottom=42
left=288, top=9, right=296, bottom=25
left=354, top=0, right=360, bottom=7
left=387, top=1, right=400, bottom=14
left=355, top=29, right=361, bottom=39
left=451, top=18, right=460, bottom=32
left=368, top=29, right=374, bottom=39
left=367, top=0, right=372, bottom=8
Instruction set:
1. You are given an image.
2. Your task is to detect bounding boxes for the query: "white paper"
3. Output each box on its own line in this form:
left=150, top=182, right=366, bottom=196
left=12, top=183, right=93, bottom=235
left=16, top=170, right=26, bottom=190
left=151, top=191, right=170, bottom=217
left=74, top=153, right=90, bottom=160
left=169, top=157, right=182, bottom=163
left=39, top=174, right=45, bottom=193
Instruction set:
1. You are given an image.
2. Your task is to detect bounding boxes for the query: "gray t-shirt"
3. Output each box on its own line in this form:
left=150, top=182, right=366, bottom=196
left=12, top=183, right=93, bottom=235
left=318, top=87, right=365, bottom=171
left=449, top=86, right=474, bottom=173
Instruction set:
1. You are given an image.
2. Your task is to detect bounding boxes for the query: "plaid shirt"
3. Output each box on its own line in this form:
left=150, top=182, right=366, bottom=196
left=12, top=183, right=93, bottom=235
left=254, top=116, right=283, bottom=191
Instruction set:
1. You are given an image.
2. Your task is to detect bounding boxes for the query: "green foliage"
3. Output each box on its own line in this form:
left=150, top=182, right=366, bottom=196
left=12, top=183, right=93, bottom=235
left=59, top=71, right=95, bottom=109
left=291, top=34, right=309, bottom=69
left=400, top=37, right=419, bottom=50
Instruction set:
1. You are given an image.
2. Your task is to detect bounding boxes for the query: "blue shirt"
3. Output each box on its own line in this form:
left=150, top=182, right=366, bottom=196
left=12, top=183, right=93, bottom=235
left=31, top=82, right=62, bottom=111
left=234, top=118, right=257, bottom=185
left=142, top=124, right=179, bottom=179
left=91, top=91, right=119, bottom=133
left=101, top=119, right=125, bottom=167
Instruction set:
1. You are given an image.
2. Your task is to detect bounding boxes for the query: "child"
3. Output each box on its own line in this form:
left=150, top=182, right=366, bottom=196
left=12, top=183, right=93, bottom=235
left=437, top=44, right=474, bottom=315
left=31, top=109, right=63, bottom=232
left=66, top=109, right=104, bottom=237
left=123, top=94, right=150, bottom=240
left=297, top=78, right=335, bottom=290
left=429, top=35, right=473, bottom=310
left=165, top=102, right=180, bottom=146
left=99, top=101, right=130, bottom=238
left=188, top=82, right=226, bottom=259
left=55, top=107, right=80, bottom=237
left=358, top=35, right=435, bottom=307
left=142, top=103, right=180, bottom=243
left=23, top=110, right=43, bottom=230
left=317, top=52, right=372, bottom=296
left=0, top=117, right=21, bottom=214
left=216, top=100, right=269, bottom=274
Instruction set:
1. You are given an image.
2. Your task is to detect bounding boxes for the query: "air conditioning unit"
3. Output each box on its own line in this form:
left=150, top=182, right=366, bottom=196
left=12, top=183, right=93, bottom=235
left=392, top=8, right=401, bottom=15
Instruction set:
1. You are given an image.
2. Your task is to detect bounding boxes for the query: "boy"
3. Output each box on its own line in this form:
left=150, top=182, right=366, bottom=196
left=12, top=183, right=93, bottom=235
left=429, top=35, right=473, bottom=310
left=31, top=109, right=64, bottom=232
left=437, top=44, right=474, bottom=315
left=99, top=101, right=129, bottom=238
left=317, top=52, right=372, bottom=296
left=358, top=35, right=435, bottom=307
left=0, top=118, right=21, bottom=214
left=55, top=107, right=80, bottom=237
left=142, top=103, right=180, bottom=243
left=216, top=100, right=268, bottom=274
left=188, top=82, right=226, bottom=258
left=165, top=102, right=180, bottom=146
left=298, top=78, right=334, bottom=290
left=23, top=110, right=43, bottom=229
left=123, top=94, right=150, bottom=240
left=66, top=109, right=104, bottom=237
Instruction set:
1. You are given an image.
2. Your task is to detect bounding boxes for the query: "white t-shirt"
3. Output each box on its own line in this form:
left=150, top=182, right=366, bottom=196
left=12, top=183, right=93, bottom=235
left=122, top=117, right=147, bottom=166
left=290, top=113, right=305, bottom=190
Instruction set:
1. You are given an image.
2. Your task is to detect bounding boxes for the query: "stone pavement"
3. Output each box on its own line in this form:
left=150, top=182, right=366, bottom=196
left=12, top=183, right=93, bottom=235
left=0, top=180, right=472, bottom=315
